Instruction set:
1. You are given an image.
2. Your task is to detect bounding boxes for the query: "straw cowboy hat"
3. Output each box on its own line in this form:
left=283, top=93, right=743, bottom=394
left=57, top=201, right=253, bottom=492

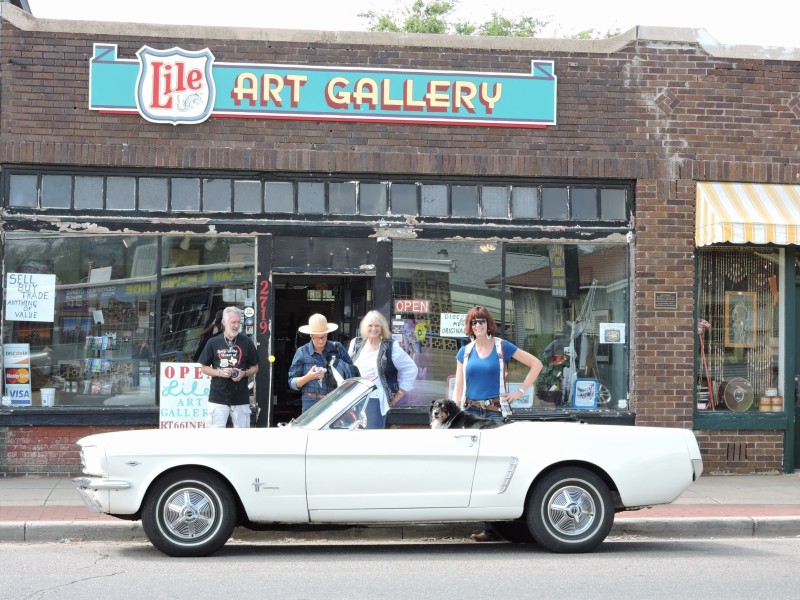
left=298, top=313, right=339, bottom=335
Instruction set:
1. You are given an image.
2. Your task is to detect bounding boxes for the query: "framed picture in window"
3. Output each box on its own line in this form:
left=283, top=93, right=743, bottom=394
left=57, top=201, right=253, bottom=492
left=572, top=378, right=599, bottom=409
left=724, top=291, right=757, bottom=348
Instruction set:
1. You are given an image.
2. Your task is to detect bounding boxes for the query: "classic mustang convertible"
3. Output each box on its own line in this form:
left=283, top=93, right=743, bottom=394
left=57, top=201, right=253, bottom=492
left=74, top=378, right=703, bottom=557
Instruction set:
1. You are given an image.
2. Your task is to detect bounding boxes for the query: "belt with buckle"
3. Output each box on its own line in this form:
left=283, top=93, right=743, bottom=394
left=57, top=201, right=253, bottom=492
left=304, top=392, right=327, bottom=399
left=465, top=397, right=501, bottom=413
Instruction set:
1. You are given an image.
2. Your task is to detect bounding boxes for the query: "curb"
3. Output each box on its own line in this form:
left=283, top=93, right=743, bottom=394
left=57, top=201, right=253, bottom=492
left=3, top=518, right=800, bottom=544
left=611, top=516, right=800, bottom=539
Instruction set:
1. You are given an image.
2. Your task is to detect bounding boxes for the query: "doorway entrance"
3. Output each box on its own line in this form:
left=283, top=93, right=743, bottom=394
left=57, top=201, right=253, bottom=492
left=271, top=275, right=371, bottom=425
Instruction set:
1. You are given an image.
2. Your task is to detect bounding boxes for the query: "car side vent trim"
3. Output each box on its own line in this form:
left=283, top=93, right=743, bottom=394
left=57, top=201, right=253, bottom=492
left=498, top=457, right=519, bottom=494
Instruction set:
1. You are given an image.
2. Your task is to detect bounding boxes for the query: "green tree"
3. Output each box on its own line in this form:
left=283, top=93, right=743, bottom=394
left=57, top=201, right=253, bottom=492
left=563, top=27, right=622, bottom=40
left=360, top=0, right=549, bottom=37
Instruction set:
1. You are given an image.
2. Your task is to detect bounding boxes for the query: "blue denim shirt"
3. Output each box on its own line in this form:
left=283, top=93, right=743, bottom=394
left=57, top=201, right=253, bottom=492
left=288, top=340, right=351, bottom=397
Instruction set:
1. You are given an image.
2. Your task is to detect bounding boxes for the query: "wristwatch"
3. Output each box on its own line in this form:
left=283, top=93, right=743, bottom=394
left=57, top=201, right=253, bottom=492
left=231, top=369, right=240, bottom=378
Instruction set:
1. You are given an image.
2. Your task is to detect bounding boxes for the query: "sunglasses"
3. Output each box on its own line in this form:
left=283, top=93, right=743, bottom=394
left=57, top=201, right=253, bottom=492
left=470, top=318, right=487, bottom=326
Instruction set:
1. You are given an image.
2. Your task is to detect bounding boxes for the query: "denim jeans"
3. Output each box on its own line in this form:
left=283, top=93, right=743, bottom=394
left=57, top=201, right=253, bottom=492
left=364, top=397, right=387, bottom=429
left=302, top=395, right=320, bottom=413
left=464, top=404, right=503, bottom=421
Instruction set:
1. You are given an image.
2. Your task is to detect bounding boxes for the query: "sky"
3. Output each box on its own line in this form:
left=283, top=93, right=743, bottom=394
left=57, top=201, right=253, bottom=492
left=24, top=0, right=799, bottom=48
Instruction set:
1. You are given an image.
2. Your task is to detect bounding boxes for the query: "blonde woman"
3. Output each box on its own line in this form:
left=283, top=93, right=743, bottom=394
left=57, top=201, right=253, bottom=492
left=349, top=310, right=419, bottom=429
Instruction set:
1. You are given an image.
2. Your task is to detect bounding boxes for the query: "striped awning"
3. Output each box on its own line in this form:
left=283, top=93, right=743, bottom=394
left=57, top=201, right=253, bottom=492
left=696, top=182, right=800, bottom=246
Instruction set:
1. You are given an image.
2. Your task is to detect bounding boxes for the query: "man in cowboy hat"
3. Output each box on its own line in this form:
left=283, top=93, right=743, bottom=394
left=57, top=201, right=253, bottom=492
left=288, top=314, right=358, bottom=413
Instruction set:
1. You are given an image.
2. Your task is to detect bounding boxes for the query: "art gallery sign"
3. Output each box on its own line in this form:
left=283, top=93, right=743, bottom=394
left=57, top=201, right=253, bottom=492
left=89, top=44, right=557, bottom=128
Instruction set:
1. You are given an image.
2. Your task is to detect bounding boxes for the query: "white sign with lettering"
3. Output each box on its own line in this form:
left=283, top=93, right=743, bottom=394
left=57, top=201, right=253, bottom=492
left=5, top=273, right=56, bottom=322
left=439, top=313, right=467, bottom=338
left=159, top=363, right=210, bottom=429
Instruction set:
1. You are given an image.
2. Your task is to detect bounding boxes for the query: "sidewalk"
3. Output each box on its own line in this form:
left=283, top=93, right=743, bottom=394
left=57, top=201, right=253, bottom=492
left=1, top=473, right=800, bottom=544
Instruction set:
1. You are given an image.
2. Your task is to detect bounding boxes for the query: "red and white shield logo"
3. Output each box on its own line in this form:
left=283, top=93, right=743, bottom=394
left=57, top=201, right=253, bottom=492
left=135, top=46, right=216, bottom=125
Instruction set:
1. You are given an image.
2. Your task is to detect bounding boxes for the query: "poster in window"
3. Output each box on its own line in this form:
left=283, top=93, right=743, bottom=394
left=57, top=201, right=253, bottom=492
left=572, top=378, right=599, bottom=409
left=599, top=323, right=625, bottom=344
left=724, top=291, right=756, bottom=348
left=16, top=322, right=53, bottom=348
left=62, top=317, right=92, bottom=344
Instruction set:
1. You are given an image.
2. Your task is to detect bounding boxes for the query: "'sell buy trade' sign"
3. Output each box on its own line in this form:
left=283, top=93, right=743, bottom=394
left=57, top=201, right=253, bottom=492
left=89, top=44, right=557, bottom=128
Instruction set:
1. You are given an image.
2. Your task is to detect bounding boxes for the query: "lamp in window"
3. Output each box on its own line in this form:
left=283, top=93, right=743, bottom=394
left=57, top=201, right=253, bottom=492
left=204, top=238, right=218, bottom=251
left=179, top=237, right=191, bottom=251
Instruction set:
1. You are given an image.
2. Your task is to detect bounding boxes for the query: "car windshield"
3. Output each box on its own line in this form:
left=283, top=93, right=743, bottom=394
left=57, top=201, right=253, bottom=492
left=290, top=378, right=375, bottom=428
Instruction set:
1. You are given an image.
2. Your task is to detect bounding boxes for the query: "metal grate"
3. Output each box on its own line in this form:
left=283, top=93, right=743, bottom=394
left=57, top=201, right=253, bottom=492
left=726, top=442, right=748, bottom=462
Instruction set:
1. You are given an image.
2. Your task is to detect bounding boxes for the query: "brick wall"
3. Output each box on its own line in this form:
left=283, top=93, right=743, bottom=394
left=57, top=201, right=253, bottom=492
left=0, top=426, right=7, bottom=476
left=2, top=425, right=149, bottom=477
left=2, top=26, right=796, bottom=182
left=2, top=14, right=798, bottom=473
left=696, top=431, right=784, bottom=474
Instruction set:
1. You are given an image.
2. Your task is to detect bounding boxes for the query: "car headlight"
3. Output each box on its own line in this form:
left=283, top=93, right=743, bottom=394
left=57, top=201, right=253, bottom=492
left=79, top=445, right=107, bottom=476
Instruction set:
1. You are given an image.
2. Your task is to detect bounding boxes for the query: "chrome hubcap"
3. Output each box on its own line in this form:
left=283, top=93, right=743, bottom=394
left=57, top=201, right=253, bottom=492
left=547, top=485, right=596, bottom=536
left=162, top=487, right=216, bottom=540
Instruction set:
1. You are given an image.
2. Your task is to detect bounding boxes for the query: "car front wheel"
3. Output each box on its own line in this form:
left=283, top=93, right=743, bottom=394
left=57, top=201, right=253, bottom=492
left=141, top=469, right=237, bottom=557
left=527, top=467, right=614, bottom=553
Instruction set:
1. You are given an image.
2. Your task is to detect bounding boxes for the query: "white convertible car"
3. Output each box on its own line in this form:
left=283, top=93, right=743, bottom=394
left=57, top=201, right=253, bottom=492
left=74, top=378, right=703, bottom=557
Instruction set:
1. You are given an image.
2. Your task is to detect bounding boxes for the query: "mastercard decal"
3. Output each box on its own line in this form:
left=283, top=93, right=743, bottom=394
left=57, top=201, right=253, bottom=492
left=4, top=368, right=30, bottom=384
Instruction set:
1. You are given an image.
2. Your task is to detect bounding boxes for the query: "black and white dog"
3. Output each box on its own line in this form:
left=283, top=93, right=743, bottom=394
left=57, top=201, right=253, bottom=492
left=429, top=399, right=501, bottom=430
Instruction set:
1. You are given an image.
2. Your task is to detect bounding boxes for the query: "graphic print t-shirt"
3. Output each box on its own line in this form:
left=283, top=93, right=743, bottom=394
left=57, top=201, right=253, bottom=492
left=198, top=334, right=258, bottom=405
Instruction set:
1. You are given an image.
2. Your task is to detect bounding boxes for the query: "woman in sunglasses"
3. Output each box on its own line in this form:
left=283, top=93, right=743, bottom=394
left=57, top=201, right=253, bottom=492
left=454, top=305, right=543, bottom=418
left=453, top=305, right=543, bottom=541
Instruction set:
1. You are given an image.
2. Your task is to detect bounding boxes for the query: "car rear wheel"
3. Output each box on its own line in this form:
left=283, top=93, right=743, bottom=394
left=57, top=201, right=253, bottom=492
left=141, top=469, right=237, bottom=557
left=526, top=467, right=614, bottom=553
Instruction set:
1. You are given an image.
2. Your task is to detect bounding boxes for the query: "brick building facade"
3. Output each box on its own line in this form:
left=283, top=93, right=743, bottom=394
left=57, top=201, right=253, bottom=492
left=1, top=4, right=799, bottom=475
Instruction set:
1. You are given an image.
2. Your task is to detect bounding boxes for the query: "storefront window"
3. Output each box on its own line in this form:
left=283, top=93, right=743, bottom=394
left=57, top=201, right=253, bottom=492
left=203, top=179, right=231, bottom=212
left=329, top=182, right=356, bottom=214
left=1, top=233, right=256, bottom=409
left=41, top=175, right=71, bottom=209
left=392, top=241, right=630, bottom=411
left=265, top=181, right=294, bottom=213
left=172, top=178, right=201, bottom=211
left=420, top=184, right=448, bottom=216
left=482, top=186, right=509, bottom=218
left=234, top=180, right=262, bottom=213
left=106, top=177, right=135, bottom=210
left=360, top=183, right=388, bottom=215
left=3, top=233, right=157, bottom=407
left=511, top=186, right=537, bottom=218
left=74, top=176, right=103, bottom=209
left=695, top=247, right=783, bottom=412
left=159, top=237, right=256, bottom=364
left=390, top=183, right=417, bottom=215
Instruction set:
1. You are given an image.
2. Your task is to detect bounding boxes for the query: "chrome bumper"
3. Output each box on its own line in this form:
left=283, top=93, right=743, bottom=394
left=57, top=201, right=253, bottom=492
left=73, top=477, right=132, bottom=513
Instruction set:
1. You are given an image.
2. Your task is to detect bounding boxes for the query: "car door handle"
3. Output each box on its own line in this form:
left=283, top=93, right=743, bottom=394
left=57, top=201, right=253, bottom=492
left=454, top=434, right=478, bottom=445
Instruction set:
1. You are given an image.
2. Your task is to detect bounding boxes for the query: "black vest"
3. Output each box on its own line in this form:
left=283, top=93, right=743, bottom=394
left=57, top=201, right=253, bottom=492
left=351, top=338, right=399, bottom=397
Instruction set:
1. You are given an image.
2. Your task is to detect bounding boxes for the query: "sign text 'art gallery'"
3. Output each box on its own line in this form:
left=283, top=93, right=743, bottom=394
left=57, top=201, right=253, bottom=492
left=89, top=44, right=557, bottom=128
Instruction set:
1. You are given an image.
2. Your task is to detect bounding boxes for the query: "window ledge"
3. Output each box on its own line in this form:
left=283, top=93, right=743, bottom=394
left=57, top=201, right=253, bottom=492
left=694, top=411, right=789, bottom=430
left=0, top=407, right=159, bottom=427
